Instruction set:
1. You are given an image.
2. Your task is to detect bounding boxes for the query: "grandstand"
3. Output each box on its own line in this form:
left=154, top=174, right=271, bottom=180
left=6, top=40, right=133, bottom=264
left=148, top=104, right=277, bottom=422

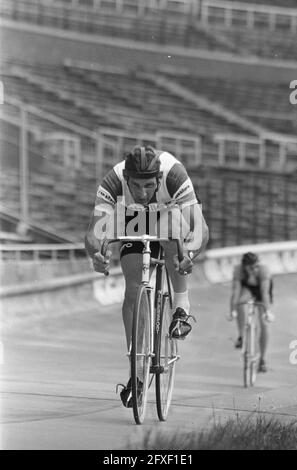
left=0, top=0, right=296, bottom=248
left=161, top=71, right=297, bottom=135
left=1, top=0, right=297, bottom=60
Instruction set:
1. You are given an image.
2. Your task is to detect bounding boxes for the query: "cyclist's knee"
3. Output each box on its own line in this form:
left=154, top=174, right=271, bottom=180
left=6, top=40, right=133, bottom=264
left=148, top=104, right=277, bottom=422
left=258, top=306, right=268, bottom=328
left=160, top=239, right=175, bottom=251
left=124, top=283, right=139, bottom=303
left=238, top=289, right=253, bottom=312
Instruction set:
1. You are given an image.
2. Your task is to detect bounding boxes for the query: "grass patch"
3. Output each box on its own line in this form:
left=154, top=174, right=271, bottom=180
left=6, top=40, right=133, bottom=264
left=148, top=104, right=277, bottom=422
left=128, top=414, right=297, bottom=450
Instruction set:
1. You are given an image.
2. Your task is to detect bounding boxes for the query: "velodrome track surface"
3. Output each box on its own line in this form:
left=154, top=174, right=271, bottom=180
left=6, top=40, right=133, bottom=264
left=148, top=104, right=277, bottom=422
left=1, top=271, right=296, bottom=450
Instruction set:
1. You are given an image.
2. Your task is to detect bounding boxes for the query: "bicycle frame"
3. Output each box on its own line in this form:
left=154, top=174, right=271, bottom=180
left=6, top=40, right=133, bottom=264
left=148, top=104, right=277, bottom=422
left=244, top=301, right=258, bottom=356
left=102, top=234, right=182, bottom=357
left=237, top=300, right=266, bottom=387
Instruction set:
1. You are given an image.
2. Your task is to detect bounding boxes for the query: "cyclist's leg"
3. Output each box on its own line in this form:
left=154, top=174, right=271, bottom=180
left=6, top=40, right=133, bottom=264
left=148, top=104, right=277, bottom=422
left=236, top=288, right=253, bottom=344
left=119, top=243, right=158, bottom=407
left=160, top=239, right=189, bottom=311
left=121, top=253, right=143, bottom=349
left=120, top=210, right=154, bottom=349
left=157, top=206, right=201, bottom=338
left=120, top=241, right=158, bottom=348
left=157, top=202, right=205, bottom=312
left=160, top=240, right=194, bottom=339
left=257, top=304, right=269, bottom=367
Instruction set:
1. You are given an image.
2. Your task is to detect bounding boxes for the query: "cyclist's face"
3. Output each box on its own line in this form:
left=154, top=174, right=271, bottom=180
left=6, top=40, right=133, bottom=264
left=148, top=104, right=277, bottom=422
left=244, top=264, right=259, bottom=276
left=128, top=177, right=158, bottom=205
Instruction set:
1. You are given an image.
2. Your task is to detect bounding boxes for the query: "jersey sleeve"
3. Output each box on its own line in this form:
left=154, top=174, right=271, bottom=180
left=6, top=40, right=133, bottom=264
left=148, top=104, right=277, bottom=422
left=259, top=264, right=271, bottom=281
left=94, top=168, right=122, bottom=215
left=166, top=163, right=200, bottom=207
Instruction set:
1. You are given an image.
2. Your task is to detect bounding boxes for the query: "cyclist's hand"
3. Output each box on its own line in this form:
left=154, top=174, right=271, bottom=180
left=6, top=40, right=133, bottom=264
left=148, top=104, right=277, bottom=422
left=227, top=310, right=238, bottom=321
left=173, top=254, right=193, bottom=275
left=264, top=310, right=275, bottom=323
left=92, top=250, right=111, bottom=274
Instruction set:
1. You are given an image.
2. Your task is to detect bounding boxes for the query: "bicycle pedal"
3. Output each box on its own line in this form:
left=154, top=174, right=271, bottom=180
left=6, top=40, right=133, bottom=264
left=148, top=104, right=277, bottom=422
left=189, top=314, right=197, bottom=323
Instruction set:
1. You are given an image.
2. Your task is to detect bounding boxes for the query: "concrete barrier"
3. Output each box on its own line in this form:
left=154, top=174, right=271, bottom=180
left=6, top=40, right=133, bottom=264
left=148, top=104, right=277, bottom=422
left=1, top=241, right=296, bottom=308
left=93, top=270, right=124, bottom=306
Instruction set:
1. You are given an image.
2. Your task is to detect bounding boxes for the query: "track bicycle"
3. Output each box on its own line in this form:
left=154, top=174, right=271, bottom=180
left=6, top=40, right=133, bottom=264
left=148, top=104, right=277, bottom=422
left=236, top=300, right=267, bottom=388
left=101, top=235, right=184, bottom=424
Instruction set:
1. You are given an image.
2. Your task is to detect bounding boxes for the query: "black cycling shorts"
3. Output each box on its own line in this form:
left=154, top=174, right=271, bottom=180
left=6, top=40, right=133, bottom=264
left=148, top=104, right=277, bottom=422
left=120, top=210, right=161, bottom=259
left=241, top=279, right=273, bottom=304
left=120, top=241, right=160, bottom=259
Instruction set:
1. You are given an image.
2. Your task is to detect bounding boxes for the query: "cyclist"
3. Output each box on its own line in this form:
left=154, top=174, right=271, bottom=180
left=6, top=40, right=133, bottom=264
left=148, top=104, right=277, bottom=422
left=229, top=252, right=274, bottom=373
left=85, top=145, right=209, bottom=407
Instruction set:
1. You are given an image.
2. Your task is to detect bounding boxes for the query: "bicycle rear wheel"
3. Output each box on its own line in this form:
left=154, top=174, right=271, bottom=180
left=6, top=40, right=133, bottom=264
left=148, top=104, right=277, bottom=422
left=243, top=328, right=250, bottom=388
left=131, top=285, right=152, bottom=425
left=155, top=292, right=178, bottom=421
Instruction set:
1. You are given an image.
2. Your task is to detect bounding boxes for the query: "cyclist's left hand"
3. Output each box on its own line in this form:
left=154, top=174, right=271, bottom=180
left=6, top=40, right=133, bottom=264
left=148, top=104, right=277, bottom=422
left=264, top=310, right=275, bottom=323
left=173, top=254, right=193, bottom=275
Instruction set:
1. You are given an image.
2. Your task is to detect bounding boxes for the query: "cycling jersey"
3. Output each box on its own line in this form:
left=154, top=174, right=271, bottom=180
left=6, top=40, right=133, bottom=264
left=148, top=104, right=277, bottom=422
left=233, top=264, right=273, bottom=303
left=95, top=151, right=199, bottom=214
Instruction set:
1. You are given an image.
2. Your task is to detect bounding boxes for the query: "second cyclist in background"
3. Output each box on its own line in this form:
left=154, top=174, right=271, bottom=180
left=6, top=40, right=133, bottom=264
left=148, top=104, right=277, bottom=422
left=229, top=252, right=274, bottom=373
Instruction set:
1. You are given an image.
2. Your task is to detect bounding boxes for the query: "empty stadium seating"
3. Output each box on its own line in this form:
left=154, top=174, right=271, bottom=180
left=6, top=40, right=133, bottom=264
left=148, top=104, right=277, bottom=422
left=190, top=166, right=297, bottom=247
left=1, top=61, right=252, bottom=168
left=1, top=156, right=296, bottom=247
left=209, top=27, right=297, bottom=61
left=161, top=72, right=297, bottom=135
left=1, top=0, right=297, bottom=247
left=1, top=59, right=296, bottom=245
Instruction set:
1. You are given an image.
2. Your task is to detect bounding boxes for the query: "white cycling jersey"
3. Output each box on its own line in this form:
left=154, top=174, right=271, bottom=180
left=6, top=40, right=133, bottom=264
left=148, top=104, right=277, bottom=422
left=95, top=151, right=199, bottom=215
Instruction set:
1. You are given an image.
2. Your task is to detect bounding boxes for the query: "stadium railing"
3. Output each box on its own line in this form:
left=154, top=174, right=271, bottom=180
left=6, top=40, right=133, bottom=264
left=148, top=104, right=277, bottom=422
left=1, top=0, right=200, bottom=18
left=0, top=242, right=85, bottom=261
left=201, top=0, right=297, bottom=33
left=213, top=132, right=297, bottom=171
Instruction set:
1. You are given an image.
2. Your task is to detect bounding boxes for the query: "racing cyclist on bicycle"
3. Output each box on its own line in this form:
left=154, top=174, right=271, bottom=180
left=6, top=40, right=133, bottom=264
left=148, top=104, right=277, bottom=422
left=85, top=145, right=209, bottom=407
left=229, top=252, right=274, bottom=373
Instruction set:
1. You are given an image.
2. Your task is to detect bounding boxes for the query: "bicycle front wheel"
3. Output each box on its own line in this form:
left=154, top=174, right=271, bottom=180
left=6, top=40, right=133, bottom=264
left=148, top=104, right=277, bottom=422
left=131, top=285, right=152, bottom=425
left=249, top=323, right=257, bottom=386
left=243, top=324, right=257, bottom=388
left=155, top=293, right=178, bottom=421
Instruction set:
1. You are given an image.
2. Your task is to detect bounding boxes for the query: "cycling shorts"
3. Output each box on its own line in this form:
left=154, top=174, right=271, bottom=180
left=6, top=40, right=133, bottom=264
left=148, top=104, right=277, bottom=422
left=120, top=240, right=160, bottom=259
left=119, top=210, right=161, bottom=259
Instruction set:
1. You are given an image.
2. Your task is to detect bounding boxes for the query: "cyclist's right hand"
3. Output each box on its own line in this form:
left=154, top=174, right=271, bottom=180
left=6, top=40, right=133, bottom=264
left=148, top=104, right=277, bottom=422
left=227, top=310, right=238, bottom=321
left=92, top=250, right=111, bottom=274
left=264, top=310, right=275, bottom=323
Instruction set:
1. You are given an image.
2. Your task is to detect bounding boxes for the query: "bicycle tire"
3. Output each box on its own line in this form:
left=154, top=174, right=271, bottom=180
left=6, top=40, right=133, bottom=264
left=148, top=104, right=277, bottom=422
left=155, top=292, right=178, bottom=421
left=243, top=327, right=250, bottom=388
left=249, top=323, right=257, bottom=386
left=243, top=323, right=258, bottom=387
left=250, top=360, right=257, bottom=386
left=131, top=285, right=152, bottom=425
left=243, top=355, right=249, bottom=388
